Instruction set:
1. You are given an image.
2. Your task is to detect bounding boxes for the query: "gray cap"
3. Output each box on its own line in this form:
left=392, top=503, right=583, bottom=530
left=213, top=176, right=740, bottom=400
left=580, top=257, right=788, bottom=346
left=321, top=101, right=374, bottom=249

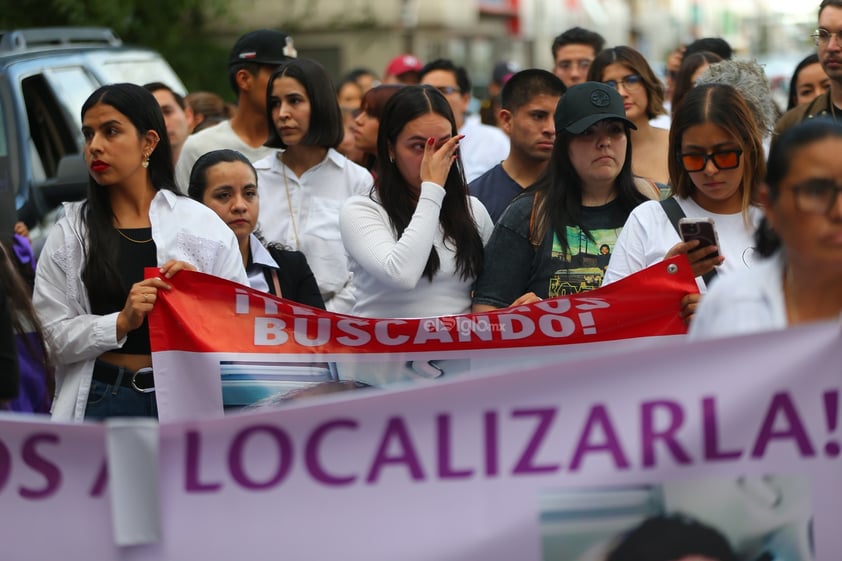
left=555, top=81, right=636, bottom=134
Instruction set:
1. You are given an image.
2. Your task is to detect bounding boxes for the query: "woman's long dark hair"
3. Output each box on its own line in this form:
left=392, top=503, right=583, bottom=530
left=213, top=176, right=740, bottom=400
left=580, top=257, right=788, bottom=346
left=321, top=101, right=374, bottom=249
left=529, top=115, right=645, bottom=253
left=375, top=85, right=484, bottom=282
left=0, top=241, right=53, bottom=408
left=79, top=83, right=177, bottom=312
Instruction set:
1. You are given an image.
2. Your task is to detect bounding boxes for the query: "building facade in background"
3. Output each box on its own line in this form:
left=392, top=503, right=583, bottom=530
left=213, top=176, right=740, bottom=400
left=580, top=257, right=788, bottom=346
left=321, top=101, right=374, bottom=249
left=217, top=0, right=817, bottom=92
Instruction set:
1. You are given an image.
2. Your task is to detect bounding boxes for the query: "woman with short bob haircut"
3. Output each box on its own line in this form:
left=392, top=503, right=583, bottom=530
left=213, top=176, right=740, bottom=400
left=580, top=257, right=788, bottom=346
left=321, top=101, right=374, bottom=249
left=253, top=57, right=373, bottom=313
left=263, top=58, right=344, bottom=150
left=588, top=45, right=670, bottom=186
left=34, top=83, right=246, bottom=422
left=340, top=85, right=493, bottom=318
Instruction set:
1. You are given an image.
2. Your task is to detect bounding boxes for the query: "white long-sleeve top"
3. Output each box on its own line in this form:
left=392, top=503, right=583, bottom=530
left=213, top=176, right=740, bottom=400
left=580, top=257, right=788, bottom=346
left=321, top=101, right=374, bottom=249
left=340, top=181, right=494, bottom=318
left=33, top=189, right=248, bottom=421
left=254, top=148, right=373, bottom=314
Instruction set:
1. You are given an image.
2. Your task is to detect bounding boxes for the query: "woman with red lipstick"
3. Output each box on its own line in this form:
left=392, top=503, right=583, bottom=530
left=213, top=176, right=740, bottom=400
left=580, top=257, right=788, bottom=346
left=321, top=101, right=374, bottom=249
left=588, top=46, right=671, bottom=189
left=33, top=83, right=247, bottom=421
left=188, top=149, right=324, bottom=308
left=472, top=82, right=657, bottom=311
left=603, top=84, right=764, bottom=323
left=253, top=58, right=372, bottom=314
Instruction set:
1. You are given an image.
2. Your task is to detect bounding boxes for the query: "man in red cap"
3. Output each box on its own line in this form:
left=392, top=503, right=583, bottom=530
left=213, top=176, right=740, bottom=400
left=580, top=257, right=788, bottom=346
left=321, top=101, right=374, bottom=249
left=382, top=54, right=423, bottom=84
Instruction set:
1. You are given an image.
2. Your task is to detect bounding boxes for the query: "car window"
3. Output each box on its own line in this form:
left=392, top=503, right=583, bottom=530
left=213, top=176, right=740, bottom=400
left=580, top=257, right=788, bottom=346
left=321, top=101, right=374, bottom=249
left=87, top=51, right=186, bottom=94
left=43, top=65, right=99, bottom=135
left=21, top=73, right=79, bottom=180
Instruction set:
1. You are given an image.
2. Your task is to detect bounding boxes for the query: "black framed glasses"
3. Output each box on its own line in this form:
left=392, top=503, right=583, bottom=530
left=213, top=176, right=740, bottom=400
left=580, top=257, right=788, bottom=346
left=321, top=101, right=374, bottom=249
left=604, top=74, right=643, bottom=92
left=679, top=149, right=743, bottom=172
left=791, top=179, right=842, bottom=214
left=812, top=28, right=842, bottom=46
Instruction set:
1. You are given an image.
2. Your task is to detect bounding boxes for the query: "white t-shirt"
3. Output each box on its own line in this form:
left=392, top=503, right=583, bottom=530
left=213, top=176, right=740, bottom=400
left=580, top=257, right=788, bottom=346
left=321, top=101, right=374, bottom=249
left=602, top=196, right=762, bottom=292
left=340, top=181, right=494, bottom=318
left=254, top=148, right=373, bottom=314
left=459, top=114, right=510, bottom=183
left=175, top=121, right=274, bottom=191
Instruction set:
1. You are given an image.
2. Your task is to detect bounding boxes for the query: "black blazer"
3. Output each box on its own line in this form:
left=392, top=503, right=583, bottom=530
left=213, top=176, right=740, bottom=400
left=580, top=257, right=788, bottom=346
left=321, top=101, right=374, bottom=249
left=261, top=245, right=326, bottom=310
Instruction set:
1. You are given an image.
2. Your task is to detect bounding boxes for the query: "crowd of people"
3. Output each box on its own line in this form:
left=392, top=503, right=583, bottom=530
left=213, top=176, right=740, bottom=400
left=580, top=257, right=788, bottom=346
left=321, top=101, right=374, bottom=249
left=1, top=1, right=841, bottom=434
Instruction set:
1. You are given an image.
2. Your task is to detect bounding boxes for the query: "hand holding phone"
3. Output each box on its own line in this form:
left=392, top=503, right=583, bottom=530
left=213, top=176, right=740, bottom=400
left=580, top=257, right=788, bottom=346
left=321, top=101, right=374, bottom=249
left=678, top=217, right=720, bottom=258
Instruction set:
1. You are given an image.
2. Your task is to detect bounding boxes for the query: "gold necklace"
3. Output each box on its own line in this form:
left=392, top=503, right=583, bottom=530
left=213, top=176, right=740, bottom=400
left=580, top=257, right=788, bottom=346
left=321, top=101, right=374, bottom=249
left=116, top=228, right=153, bottom=244
left=278, top=153, right=301, bottom=250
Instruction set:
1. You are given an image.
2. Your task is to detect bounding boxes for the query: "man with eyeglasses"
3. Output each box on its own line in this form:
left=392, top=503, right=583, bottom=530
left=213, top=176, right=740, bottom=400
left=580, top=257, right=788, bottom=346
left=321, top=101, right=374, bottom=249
left=774, top=0, right=842, bottom=143
left=420, top=59, right=510, bottom=182
left=550, top=27, right=606, bottom=87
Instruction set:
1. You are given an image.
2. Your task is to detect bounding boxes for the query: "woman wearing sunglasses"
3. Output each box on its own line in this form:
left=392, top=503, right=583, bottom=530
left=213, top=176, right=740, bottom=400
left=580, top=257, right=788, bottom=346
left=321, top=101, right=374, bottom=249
left=588, top=46, right=671, bottom=189
left=690, top=118, right=842, bottom=337
left=603, top=83, right=765, bottom=323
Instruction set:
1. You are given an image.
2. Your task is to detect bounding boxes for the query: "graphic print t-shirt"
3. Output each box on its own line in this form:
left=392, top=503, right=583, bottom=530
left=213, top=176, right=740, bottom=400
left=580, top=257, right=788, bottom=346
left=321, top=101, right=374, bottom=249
left=472, top=194, right=633, bottom=308
left=547, top=202, right=626, bottom=296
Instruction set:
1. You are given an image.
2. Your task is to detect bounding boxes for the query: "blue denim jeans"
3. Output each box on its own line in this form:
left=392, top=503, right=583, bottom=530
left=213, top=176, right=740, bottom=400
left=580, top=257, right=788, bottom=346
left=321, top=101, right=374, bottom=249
left=84, top=378, right=157, bottom=420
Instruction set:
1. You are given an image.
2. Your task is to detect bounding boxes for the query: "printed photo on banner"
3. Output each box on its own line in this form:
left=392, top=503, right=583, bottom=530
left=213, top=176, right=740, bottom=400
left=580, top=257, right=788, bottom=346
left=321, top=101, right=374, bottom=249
left=539, top=475, right=812, bottom=561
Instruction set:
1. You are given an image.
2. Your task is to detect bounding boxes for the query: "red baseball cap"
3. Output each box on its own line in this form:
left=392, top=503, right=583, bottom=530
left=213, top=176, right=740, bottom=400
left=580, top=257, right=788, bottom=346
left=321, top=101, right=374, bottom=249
left=385, top=54, right=423, bottom=78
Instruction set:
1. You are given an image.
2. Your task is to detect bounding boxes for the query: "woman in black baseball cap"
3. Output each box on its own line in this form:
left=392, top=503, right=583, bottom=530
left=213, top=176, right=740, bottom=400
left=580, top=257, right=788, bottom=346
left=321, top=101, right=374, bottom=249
left=473, top=81, right=658, bottom=311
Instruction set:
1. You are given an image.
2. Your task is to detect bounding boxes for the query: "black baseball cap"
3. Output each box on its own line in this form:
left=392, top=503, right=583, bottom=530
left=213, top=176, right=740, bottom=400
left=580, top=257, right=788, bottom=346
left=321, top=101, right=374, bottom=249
left=555, top=81, right=636, bottom=134
left=228, top=29, right=297, bottom=66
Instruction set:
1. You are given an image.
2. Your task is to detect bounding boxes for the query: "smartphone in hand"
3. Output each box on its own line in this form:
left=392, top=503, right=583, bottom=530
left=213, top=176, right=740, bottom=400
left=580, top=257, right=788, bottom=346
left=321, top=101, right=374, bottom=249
left=678, top=217, right=720, bottom=258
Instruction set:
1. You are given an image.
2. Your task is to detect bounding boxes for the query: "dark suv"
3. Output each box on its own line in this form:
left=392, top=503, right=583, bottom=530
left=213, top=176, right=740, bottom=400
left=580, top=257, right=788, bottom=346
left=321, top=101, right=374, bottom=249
left=0, top=27, right=186, bottom=250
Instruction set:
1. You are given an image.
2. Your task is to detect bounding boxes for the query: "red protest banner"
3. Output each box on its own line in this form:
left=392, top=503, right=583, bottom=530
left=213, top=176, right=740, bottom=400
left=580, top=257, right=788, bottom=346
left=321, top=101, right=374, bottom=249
left=149, top=255, right=697, bottom=355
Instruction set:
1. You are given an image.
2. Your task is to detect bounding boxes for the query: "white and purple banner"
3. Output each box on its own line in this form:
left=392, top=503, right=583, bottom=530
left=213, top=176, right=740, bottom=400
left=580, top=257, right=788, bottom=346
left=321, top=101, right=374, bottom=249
left=0, top=319, right=840, bottom=560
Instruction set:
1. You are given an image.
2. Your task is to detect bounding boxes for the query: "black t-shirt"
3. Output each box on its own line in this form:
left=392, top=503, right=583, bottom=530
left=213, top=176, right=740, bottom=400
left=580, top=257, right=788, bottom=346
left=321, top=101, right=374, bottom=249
left=92, top=229, right=157, bottom=355
left=473, top=193, right=631, bottom=308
